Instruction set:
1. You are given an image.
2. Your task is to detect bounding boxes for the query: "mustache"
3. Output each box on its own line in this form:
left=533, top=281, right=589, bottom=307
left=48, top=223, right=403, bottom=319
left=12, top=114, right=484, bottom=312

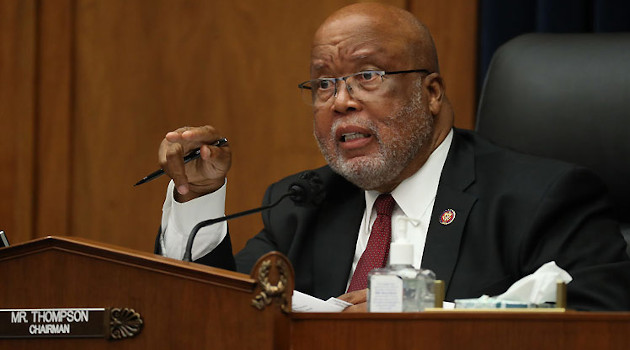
left=330, top=116, right=378, bottom=140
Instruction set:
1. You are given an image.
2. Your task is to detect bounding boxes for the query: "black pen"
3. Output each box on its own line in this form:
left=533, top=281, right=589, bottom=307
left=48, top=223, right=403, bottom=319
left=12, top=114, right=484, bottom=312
left=134, top=137, right=228, bottom=186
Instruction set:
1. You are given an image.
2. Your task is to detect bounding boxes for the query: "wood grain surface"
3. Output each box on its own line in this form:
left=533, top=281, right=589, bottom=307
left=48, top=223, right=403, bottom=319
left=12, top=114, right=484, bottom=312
left=0, top=0, right=478, bottom=255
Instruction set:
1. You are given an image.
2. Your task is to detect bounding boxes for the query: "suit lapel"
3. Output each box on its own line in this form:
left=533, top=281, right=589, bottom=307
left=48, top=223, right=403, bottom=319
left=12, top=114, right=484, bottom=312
left=312, top=178, right=365, bottom=299
left=308, top=130, right=479, bottom=298
left=422, top=130, right=478, bottom=294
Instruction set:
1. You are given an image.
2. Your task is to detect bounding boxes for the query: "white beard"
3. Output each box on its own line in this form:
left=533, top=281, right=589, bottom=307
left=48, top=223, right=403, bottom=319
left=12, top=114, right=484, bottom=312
left=315, top=86, right=433, bottom=190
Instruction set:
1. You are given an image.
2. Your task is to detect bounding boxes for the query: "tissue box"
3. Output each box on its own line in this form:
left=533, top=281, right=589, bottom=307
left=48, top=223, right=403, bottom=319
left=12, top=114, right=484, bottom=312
left=454, top=296, right=557, bottom=309
left=455, top=296, right=529, bottom=309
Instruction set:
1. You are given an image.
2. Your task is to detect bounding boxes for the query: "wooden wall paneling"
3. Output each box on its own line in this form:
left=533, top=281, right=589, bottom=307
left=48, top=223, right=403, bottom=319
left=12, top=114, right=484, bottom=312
left=361, top=0, right=406, bottom=8
left=0, top=0, right=480, bottom=255
left=73, top=0, right=184, bottom=251
left=218, top=1, right=346, bottom=251
left=70, top=0, right=360, bottom=252
left=409, top=0, right=479, bottom=130
left=8, top=0, right=480, bottom=256
left=34, top=0, right=74, bottom=238
left=0, top=0, right=37, bottom=244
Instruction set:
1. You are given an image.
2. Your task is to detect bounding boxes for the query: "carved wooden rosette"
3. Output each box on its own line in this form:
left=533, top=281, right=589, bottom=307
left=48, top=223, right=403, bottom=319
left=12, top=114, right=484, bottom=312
left=108, top=308, right=143, bottom=340
left=251, top=251, right=295, bottom=313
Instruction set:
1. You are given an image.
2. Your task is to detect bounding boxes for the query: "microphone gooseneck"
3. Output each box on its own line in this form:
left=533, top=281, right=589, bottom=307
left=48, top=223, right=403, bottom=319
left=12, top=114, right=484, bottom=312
left=182, top=171, right=323, bottom=262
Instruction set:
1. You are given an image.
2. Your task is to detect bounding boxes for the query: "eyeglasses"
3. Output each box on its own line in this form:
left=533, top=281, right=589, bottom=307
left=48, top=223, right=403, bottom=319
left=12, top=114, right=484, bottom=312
left=298, top=69, right=431, bottom=106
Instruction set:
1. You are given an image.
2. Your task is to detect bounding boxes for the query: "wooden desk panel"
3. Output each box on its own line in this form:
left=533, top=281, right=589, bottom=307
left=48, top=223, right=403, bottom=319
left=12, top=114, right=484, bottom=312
left=290, top=312, right=630, bottom=350
left=0, top=236, right=286, bottom=350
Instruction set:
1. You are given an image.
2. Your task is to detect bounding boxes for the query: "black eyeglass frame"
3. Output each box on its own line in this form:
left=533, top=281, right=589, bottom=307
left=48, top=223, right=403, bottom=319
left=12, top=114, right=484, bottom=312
left=297, top=69, right=432, bottom=91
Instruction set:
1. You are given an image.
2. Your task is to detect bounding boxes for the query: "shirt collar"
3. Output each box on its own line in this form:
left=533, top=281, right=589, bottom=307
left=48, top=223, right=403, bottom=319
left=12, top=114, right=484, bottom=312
left=365, top=128, right=454, bottom=218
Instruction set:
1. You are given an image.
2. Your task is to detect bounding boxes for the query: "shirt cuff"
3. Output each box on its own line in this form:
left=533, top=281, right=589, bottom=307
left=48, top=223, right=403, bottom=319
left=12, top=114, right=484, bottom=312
left=161, top=180, right=228, bottom=260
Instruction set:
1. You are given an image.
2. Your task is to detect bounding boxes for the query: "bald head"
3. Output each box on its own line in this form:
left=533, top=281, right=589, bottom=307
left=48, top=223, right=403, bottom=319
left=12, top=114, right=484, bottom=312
left=312, top=3, right=439, bottom=74
left=308, top=3, right=452, bottom=192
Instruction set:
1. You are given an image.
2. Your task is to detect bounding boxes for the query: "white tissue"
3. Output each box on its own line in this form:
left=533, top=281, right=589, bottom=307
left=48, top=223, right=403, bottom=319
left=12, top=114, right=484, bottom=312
left=495, top=261, right=572, bottom=304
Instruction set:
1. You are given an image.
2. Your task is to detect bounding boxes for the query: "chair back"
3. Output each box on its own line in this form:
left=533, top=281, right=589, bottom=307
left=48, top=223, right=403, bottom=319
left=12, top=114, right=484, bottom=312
left=476, top=33, right=630, bottom=253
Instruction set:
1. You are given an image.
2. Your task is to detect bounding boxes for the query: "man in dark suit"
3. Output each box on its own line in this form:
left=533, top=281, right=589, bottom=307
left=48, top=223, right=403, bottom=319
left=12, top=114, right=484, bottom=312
left=155, top=3, right=630, bottom=310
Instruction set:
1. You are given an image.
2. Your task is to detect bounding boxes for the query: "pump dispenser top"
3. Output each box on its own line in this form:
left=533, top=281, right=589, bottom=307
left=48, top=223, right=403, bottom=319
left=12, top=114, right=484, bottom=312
left=389, top=216, right=419, bottom=266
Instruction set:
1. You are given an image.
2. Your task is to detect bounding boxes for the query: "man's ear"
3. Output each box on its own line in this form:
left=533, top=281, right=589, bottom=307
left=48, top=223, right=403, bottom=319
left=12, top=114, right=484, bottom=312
left=424, top=73, right=445, bottom=116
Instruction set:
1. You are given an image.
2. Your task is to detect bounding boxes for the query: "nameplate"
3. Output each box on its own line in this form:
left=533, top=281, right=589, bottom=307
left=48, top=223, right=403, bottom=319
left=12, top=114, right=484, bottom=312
left=0, top=308, right=143, bottom=340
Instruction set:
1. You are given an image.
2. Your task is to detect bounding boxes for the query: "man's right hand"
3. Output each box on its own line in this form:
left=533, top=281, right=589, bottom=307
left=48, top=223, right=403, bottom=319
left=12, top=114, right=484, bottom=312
left=158, top=125, right=231, bottom=202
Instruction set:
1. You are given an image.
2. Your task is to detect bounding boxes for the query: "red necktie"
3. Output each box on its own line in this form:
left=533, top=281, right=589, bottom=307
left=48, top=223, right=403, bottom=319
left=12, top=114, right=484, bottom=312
left=347, top=194, right=396, bottom=292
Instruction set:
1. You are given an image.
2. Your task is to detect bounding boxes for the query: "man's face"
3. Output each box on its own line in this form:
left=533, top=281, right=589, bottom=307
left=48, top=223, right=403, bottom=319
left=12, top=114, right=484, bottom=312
left=310, top=15, right=434, bottom=191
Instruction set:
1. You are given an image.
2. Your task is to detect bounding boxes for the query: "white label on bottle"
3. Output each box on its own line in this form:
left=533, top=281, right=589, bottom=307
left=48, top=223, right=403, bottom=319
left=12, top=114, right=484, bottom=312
left=369, top=275, right=403, bottom=312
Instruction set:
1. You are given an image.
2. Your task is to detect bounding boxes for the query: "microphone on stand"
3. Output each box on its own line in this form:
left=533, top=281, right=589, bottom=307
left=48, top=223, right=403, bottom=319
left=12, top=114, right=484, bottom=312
left=182, top=171, right=323, bottom=262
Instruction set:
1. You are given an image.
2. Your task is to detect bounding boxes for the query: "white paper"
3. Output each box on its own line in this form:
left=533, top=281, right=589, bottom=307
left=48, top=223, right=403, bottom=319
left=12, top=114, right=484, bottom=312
left=496, top=261, right=572, bottom=304
left=442, top=301, right=455, bottom=309
left=291, top=291, right=353, bottom=312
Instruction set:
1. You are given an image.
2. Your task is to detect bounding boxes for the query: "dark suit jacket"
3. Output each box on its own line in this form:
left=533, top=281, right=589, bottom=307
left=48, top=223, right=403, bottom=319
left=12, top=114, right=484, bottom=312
left=157, top=129, right=630, bottom=310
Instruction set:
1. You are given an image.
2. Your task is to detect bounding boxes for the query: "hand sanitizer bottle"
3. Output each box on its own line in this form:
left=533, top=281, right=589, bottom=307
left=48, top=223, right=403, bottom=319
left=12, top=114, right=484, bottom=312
left=367, top=217, right=435, bottom=312
left=419, top=268, right=437, bottom=310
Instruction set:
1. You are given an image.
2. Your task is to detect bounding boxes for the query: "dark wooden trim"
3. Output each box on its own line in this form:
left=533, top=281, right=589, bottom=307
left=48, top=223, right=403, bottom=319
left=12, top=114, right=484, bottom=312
left=34, top=0, right=75, bottom=238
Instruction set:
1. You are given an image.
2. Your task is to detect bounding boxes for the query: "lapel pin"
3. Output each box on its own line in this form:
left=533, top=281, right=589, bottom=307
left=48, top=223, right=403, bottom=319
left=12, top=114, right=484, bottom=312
left=439, top=209, right=456, bottom=225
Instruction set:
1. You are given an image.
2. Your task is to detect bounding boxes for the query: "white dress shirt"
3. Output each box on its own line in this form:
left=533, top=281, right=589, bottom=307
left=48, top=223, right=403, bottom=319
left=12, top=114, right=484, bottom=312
left=161, top=129, right=454, bottom=285
left=349, top=130, right=453, bottom=287
left=160, top=180, right=228, bottom=260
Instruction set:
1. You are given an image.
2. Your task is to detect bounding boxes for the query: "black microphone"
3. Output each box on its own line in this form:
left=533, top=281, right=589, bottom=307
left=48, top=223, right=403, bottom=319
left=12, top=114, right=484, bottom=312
left=286, top=170, right=325, bottom=207
left=182, top=171, right=323, bottom=262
